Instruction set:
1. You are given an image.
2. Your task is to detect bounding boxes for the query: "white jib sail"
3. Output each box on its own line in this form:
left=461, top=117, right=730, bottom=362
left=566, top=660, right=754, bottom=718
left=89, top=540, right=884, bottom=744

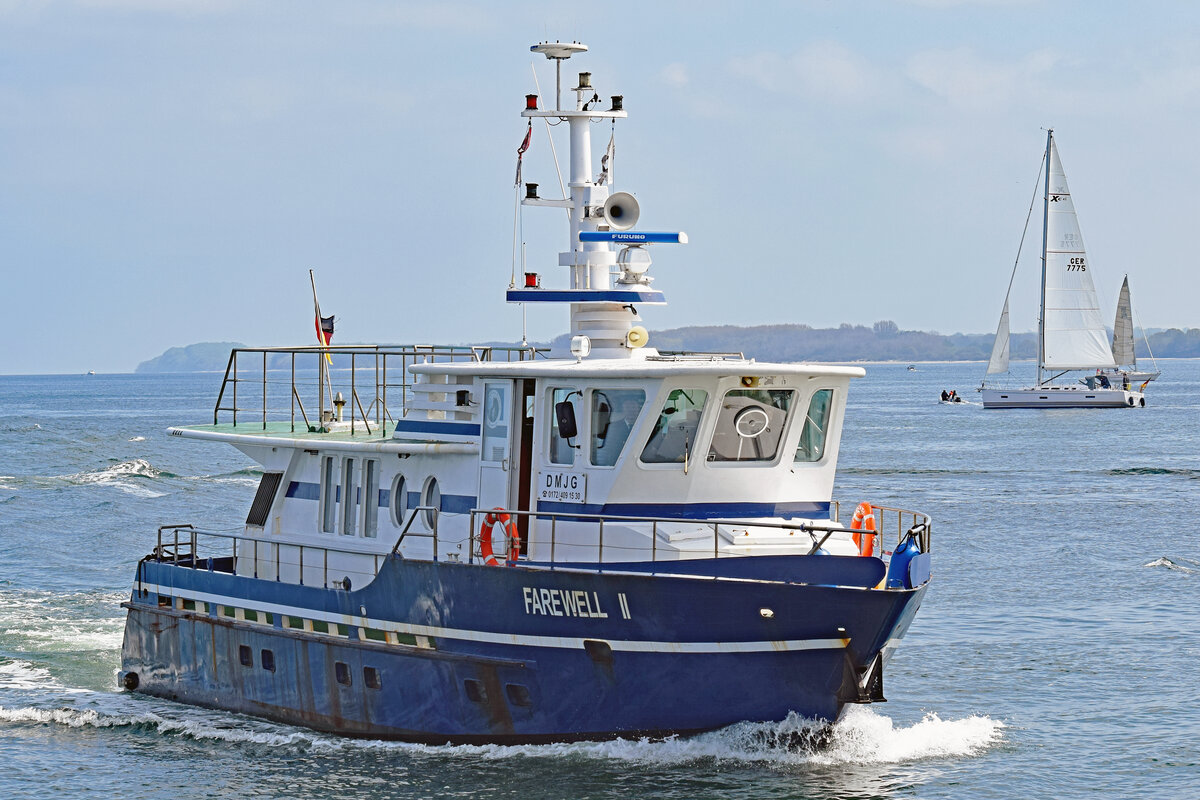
left=1112, top=275, right=1135, bottom=366
left=1041, top=138, right=1117, bottom=370
left=987, top=297, right=1011, bottom=374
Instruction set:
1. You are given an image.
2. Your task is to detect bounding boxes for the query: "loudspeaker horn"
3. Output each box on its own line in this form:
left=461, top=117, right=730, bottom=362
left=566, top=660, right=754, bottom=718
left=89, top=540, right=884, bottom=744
left=625, top=326, right=649, bottom=349
left=603, top=192, right=640, bottom=231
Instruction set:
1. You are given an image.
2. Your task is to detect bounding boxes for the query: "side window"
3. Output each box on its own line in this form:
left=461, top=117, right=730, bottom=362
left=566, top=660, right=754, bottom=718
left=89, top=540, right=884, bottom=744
left=361, top=459, right=380, bottom=537
left=320, top=455, right=337, bottom=534
left=795, top=389, right=834, bottom=463
left=707, top=389, right=795, bottom=463
left=422, top=477, right=440, bottom=529
left=548, top=387, right=579, bottom=465
left=641, top=389, right=708, bottom=464
left=341, top=458, right=357, bottom=536
left=390, top=474, right=408, bottom=527
left=590, top=389, right=645, bottom=466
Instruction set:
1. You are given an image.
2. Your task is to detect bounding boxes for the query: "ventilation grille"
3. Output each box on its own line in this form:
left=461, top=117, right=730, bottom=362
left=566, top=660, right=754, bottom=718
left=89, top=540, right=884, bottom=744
left=246, top=472, right=284, bottom=527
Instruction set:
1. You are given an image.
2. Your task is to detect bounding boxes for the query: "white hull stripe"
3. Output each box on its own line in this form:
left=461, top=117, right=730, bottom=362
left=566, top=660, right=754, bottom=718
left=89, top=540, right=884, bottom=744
left=141, top=583, right=850, bottom=655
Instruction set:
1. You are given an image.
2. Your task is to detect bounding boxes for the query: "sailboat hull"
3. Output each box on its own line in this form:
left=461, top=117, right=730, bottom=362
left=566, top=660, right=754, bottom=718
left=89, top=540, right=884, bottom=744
left=980, top=386, right=1145, bottom=409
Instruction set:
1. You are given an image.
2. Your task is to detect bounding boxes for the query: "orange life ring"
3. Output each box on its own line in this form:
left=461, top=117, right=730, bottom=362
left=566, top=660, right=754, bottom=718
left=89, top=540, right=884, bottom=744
left=480, top=508, right=520, bottom=566
left=849, top=501, right=876, bottom=557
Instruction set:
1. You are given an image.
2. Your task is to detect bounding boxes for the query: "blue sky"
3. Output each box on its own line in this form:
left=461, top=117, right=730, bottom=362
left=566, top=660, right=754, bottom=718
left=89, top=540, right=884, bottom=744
left=4, top=0, right=1199, bottom=374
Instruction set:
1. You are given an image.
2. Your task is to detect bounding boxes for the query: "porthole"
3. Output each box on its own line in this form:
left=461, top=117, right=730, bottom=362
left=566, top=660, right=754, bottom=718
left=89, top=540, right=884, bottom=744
left=364, top=666, right=382, bottom=690
left=390, top=474, right=408, bottom=527
left=335, top=661, right=351, bottom=686
left=261, top=649, right=276, bottom=673
left=463, top=678, right=486, bottom=703
left=505, top=683, right=532, bottom=707
left=238, top=645, right=252, bottom=667
left=422, top=477, right=440, bottom=529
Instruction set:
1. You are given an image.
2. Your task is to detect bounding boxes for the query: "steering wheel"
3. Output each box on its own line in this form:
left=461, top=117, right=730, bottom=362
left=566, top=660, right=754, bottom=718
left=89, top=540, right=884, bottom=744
left=733, top=406, right=769, bottom=438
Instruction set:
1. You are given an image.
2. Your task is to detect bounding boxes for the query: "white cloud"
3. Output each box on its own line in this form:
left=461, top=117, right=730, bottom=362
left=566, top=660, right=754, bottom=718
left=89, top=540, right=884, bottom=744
left=659, top=62, right=689, bottom=89
left=728, top=41, right=889, bottom=107
left=905, top=47, right=1060, bottom=112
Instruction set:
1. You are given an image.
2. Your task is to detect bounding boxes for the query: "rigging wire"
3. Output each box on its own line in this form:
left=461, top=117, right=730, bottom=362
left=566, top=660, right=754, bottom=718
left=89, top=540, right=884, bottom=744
left=530, top=62, right=568, bottom=217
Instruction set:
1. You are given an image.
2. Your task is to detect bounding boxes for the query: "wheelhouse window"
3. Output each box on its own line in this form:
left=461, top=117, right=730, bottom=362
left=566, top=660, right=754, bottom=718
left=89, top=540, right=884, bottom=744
left=795, top=389, right=834, bottom=463
left=707, top=389, right=795, bottom=463
left=590, top=389, right=645, bottom=466
left=548, top=387, right=580, bottom=465
left=641, top=389, right=708, bottom=464
left=362, top=459, right=380, bottom=537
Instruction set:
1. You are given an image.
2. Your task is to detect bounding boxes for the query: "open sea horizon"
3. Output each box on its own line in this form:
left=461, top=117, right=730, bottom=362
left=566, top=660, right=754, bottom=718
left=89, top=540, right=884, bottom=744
left=0, top=361, right=1196, bottom=799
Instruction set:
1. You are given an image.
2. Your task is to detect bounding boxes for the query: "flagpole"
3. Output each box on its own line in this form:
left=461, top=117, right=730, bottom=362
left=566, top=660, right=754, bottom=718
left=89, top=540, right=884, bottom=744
left=310, top=270, right=334, bottom=418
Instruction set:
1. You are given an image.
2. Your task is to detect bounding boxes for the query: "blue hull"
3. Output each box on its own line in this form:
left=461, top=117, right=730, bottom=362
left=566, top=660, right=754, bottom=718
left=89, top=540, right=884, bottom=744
left=120, top=555, right=926, bottom=743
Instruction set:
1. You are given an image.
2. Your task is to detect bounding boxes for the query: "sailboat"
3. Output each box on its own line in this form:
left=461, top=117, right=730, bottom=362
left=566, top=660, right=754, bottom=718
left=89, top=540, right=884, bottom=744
left=1080, top=275, right=1161, bottom=390
left=980, top=130, right=1146, bottom=409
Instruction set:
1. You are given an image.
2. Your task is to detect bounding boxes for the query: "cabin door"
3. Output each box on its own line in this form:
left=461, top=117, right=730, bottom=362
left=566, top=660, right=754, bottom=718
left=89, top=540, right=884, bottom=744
left=477, top=381, right=516, bottom=516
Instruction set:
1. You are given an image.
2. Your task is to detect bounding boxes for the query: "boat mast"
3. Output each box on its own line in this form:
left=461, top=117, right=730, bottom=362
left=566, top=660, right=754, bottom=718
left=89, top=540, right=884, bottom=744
left=1038, top=128, right=1053, bottom=388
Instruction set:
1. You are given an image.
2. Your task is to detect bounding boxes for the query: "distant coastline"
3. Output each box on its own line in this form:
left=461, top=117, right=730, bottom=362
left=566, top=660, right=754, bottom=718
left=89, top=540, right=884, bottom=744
left=134, top=323, right=1200, bottom=373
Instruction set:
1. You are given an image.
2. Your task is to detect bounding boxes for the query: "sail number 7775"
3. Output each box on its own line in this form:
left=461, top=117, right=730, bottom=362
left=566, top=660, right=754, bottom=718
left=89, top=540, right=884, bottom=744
left=1067, top=257, right=1087, bottom=271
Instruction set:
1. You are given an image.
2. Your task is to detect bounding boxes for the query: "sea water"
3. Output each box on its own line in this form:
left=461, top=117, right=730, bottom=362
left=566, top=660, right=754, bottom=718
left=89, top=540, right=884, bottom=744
left=0, top=364, right=1196, bottom=799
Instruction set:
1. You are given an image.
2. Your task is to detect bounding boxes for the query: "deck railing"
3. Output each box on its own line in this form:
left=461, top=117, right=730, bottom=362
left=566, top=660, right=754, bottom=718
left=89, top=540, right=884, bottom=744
left=211, top=344, right=547, bottom=432
left=466, top=504, right=931, bottom=566
left=147, top=502, right=929, bottom=589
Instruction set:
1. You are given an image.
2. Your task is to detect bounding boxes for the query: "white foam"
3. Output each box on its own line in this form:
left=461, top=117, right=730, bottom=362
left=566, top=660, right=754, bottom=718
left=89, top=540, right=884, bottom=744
left=5, top=622, right=124, bottom=651
left=0, top=700, right=350, bottom=749
left=66, top=459, right=168, bottom=498
left=0, top=696, right=1002, bottom=765
left=812, top=705, right=1004, bottom=764
left=128, top=436, right=146, bottom=442
left=340, top=707, right=1004, bottom=765
left=0, top=660, right=56, bottom=690
left=1144, top=557, right=1197, bottom=574
left=0, top=591, right=127, bottom=651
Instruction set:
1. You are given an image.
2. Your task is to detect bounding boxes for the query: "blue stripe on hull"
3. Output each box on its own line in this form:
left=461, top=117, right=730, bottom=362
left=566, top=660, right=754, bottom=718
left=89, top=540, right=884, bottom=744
left=535, top=500, right=831, bottom=520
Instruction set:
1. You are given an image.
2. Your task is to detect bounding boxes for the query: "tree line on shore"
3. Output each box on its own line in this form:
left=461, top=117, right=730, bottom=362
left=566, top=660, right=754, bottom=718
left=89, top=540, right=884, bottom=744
left=136, top=323, right=1200, bottom=372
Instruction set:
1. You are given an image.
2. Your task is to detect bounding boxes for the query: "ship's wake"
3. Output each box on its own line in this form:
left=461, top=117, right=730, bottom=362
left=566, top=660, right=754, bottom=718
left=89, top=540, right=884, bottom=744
left=0, top=684, right=1003, bottom=767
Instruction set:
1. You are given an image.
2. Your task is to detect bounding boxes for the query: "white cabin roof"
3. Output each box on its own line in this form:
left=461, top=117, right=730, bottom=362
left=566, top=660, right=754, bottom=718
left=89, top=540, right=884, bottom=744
left=408, top=357, right=866, bottom=380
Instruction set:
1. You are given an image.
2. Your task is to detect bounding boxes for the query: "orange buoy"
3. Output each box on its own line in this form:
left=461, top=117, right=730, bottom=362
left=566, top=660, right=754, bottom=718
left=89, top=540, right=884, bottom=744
left=479, top=508, right=520, bottom=566
left=849, top=501, right=876, bottom=557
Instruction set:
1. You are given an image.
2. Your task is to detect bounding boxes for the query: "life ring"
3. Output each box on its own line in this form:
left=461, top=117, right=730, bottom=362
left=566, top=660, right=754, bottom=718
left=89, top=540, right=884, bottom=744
left=479, top=508, right=520, bottom=566
left=849, top=501, right=876, bottom=557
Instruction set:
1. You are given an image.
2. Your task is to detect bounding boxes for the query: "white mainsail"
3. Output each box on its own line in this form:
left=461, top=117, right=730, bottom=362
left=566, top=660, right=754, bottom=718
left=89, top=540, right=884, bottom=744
left=1041, top=137, right=1117, bottom=371
left=986, top=298, right=1010, bottom=374
left=1111, top=275, right=1135, bottom=366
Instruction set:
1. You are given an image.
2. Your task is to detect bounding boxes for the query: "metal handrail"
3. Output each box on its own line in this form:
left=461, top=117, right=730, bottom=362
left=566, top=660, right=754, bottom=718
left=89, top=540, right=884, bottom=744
left=391, top=506, right=440, bottom=559
left=212, top=344, right=549, bottom=431
left=465, top=505, right=932, bottom=566
left=151, top=500, right=930, bottom=586
left=153, top=518, right=436, bottom=588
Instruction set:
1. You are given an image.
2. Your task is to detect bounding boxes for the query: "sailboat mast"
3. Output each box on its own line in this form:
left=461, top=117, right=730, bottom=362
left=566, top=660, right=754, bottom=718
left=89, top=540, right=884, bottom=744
left=1038, top=128, right=1053, bottom=388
